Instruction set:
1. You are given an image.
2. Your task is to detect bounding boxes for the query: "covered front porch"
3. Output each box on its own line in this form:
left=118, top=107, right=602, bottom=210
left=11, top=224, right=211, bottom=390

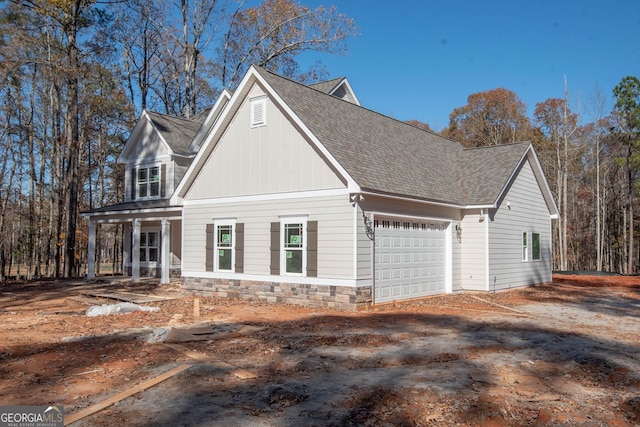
left=82, top=202, right=182, bottom=284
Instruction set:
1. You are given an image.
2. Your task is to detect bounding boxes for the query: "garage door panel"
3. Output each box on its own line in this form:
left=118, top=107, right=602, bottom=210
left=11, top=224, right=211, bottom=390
left=375, top=219, right=447, bottom=303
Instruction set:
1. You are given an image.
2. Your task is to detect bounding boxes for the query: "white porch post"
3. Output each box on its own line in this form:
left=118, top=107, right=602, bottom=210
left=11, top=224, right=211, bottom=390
left=132, top=218, right=141, bottom=283
left=87, top=220, right=96, bottom=280
left=161, top=219, right=171, bottom=284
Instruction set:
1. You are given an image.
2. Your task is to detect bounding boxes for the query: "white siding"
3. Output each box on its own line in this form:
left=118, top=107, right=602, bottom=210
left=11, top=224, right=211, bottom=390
left=459, top=211, right=488, bottom=291
left=130, top=121, right=169, bottom=160
left=488, top=160, right=553, bottom=290
left=185, top=83, right=344, bottom=200
left=182, top=193, right=354, bottom=279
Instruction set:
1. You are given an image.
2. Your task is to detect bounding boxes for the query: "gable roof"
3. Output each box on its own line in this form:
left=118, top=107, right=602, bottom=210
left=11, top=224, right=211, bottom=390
left=308, top=77, right=360, bottom=105
left=175, top=65, right=557, bottom=214
left=145, top=111, right=203, bottom=157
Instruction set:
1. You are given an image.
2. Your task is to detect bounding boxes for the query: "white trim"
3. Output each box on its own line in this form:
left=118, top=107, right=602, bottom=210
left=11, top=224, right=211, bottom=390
left=183, top=188, right=349, bottom=206
left=485, top=210, right=490, bottom=291
left=172, top=66, right=361, bottom=204
left=328, top=78, right=361, bottom=106
left=250, top=96, right=267, bottom=128
left=190, top=90, right=232, bottom=151
left=214, top=219, right=236, bottom=272
left=353, top=203, right=358, bottom=280
left=372, top=211, right=452, bottom=223
left=280, top=216, right=307, bottom=276
left=182, top=271, right=360, bottom=287
left=82, top=213, right=182, bottom=223
left=447, top=223, right=454, bottom=295
left=371, top=211, right=453, bottom=295
left=251, top=68, right=361, bottom=193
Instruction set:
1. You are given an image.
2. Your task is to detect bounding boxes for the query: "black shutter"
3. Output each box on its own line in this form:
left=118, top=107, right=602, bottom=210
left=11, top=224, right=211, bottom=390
left=235, top=223, right=244, bottom=273
left=307, top=221, right=318, bottom=277
left=160, top=164, right=167, bottom=198
left=270, top=222, right=280, bottom=275
left=205, top=224, right=215, bottom=271
left=130, top=167, right=137, bottom=200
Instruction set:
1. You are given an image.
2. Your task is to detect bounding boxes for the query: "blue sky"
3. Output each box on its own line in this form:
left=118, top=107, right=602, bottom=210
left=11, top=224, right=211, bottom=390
left=300, top=0, right=640, bottom=131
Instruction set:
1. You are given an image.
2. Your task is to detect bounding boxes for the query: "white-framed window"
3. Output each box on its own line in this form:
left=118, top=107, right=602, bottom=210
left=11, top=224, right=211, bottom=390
left=140, top=231, right=159, bottom=263
left=214, top=220, right=235, bottom=272
left=137, top=165, right=160, bottom=199
left=250, top=96, right=267, bottom=127
left=532, top=233, right=541, bottom=261
left=523, top=231, right=542, bottom=262
left=281, top=217, right=307, bottom=275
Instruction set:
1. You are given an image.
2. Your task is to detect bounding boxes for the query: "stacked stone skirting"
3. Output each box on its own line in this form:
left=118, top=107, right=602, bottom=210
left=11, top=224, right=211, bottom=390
left=181, top=277, right=372, bottom=311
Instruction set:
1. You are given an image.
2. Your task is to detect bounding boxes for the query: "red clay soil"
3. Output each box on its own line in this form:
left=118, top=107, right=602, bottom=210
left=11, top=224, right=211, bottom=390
left=0, top=274, right=638, bottom=426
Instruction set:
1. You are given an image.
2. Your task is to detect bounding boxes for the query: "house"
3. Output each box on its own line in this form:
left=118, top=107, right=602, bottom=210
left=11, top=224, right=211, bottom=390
left=83, top=66, right=559, bottom=310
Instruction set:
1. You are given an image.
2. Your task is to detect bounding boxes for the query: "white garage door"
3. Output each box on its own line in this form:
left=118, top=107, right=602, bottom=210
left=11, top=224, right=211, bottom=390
left=374, top=218, right=448, bottom=303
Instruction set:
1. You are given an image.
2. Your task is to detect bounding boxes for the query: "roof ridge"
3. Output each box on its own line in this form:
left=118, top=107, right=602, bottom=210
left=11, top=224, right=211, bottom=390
left=256, top=67, right=453, bottom=144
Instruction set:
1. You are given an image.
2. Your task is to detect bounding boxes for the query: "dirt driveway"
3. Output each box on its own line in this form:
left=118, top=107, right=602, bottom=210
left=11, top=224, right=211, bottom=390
left=0, top=275, right=638, bottom=426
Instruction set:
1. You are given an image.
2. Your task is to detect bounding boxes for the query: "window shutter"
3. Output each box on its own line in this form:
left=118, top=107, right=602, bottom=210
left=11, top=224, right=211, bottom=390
left=235, top=223, right=244, bottom=273
left=205, top=224, right=215, bottom=271
left=130, top=167, right=137, bottom=200
left=307, top=221, right=318, bottom=277
left=160, top=164, right=166, bottom=198
left=270, top=222, right=280, bottom=275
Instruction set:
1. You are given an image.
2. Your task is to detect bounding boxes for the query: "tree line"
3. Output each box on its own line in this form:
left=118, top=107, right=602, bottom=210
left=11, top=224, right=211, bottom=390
left=1, top=1, right=638, bottom=280
left=435, top=76, right=640, bottom=274
left=0, top=0, right=357, bottom=279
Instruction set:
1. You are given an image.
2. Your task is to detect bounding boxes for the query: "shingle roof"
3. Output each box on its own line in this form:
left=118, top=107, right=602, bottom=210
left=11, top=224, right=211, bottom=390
left=307, top=77, right=345, bottom=94
left=146, top=111, right=203, bottom=156
left=256, top=67, right=525, bottom=206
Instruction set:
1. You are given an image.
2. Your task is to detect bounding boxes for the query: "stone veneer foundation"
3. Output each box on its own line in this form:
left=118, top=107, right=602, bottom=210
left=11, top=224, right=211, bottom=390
left=181, top=277, right=373, bottom=311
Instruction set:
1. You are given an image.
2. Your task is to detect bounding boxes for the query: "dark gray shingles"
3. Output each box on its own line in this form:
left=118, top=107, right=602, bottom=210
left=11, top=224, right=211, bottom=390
left=147, top=111, right=202, bottom=156
left=456, top=142, right=530, bottom=205
left=257, top=68, right=467, bottom=204
left=307, top=77, right=345, bottom=94
left=256, top=68, right=527, bottom=206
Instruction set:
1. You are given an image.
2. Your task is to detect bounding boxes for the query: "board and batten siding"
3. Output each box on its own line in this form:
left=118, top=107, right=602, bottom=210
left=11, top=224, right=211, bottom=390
left=459, top=211, right=488, bottom=291
left=488, top=160, right=553, bottom=290
left=182, top=193, right=355, bottom=280
left=129, top=120, right=169, bottom=160
left=185, top=83, right=345, bottom=200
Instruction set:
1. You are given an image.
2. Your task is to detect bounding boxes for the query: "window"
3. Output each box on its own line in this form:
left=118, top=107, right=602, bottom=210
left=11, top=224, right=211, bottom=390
left=138, top=166, right=160, bottom=199
left=250, top=97, right=266, bottom=127
left=532, top=233, right=541, bottom=261
left=140, top=232, right=159, bottom=263
left=215, top=222, right=234, bottom=271
left=522, top=232, right=528, bottom=262
left=281, top=218, right=306, bottom=275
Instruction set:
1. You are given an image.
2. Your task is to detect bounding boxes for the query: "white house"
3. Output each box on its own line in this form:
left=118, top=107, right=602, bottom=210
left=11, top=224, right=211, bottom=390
left=83, top=66, right=558, bottom=310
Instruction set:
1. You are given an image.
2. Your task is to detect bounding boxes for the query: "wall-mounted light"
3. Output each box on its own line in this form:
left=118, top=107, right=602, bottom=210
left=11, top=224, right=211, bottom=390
left=455, top=223, right=462, bottom=242
left=507, top=201, right=511, bottom=209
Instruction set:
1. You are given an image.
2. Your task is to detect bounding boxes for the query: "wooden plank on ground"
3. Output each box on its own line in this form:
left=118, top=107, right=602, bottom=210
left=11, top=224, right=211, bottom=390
left=64, top=364, right=191, bottom=426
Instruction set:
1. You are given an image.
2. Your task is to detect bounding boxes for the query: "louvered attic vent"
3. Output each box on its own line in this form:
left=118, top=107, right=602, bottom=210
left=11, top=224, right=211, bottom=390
left=250, top=97, right=266, bottom=127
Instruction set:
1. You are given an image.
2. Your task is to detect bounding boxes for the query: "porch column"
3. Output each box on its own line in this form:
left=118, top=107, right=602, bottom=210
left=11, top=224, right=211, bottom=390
left=122, top=224, right=130, bottom=277
left=132, top=218, right=141, bottom=283
left=161, top=219, right=171, bottom=284
left=87, top=220, right=96, bottom=280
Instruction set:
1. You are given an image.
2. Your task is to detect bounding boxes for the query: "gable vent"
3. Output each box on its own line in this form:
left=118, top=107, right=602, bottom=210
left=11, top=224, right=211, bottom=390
left=251, top=97, right=266, bottom=127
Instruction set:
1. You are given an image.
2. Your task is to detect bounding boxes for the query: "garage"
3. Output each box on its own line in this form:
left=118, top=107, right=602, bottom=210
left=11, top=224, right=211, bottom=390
left=374, top=218, right=449, bottom=303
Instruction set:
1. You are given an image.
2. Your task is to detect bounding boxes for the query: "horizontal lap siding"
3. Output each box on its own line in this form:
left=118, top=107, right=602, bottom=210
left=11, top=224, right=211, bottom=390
left=182, top=194, right=354, bottom=279
left=459, top=213, right=487, bottom=291
left=489, top=161, right=552, bottom=289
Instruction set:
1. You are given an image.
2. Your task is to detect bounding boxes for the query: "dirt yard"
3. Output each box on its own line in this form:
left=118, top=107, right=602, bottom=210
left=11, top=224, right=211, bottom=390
left=0, top=274, right=638, bottom=426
